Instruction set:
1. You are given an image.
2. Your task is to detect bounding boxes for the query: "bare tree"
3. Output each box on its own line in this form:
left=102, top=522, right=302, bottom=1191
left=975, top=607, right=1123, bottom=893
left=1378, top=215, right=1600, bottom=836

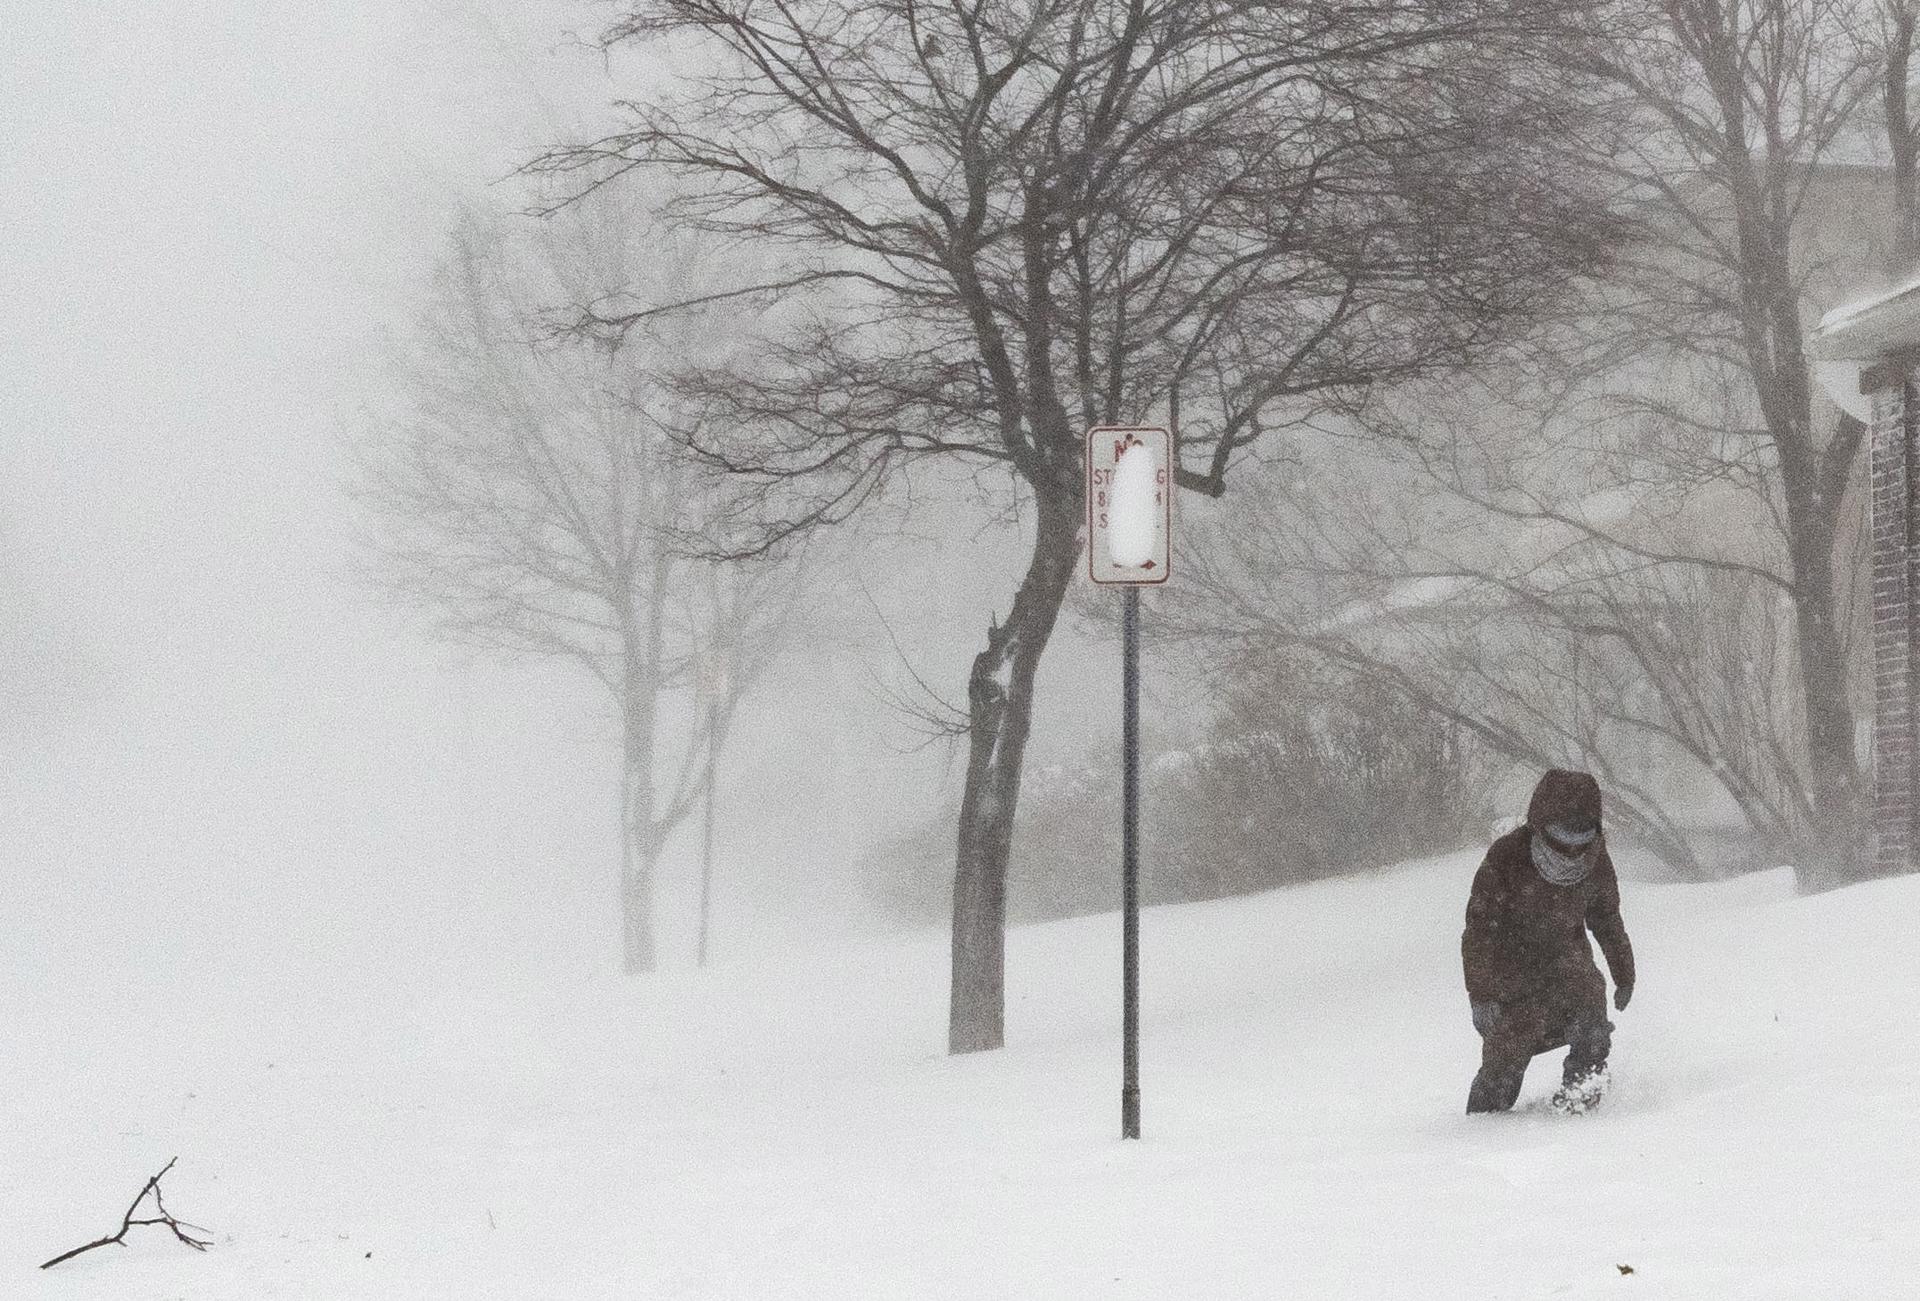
left=348, top=200, right=797, bottom=972
left=1180, top=0, right=1920, bottom=888
left=525, top=0, right=1615, bottom=1050
left=1176, top=371, right=1824, bottom=879
left=1542, top=0, right=1888, bottom=882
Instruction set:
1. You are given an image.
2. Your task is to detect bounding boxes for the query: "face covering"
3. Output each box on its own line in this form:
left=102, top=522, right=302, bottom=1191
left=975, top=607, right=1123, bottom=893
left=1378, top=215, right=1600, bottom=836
left=1532, top=819, right=1598, bottom=886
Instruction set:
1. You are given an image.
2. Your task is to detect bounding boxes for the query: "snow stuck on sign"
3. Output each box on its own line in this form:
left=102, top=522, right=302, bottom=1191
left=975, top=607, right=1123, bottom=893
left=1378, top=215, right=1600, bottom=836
left=1107, top=441, right=1158, bottom=569
left=1086, top=426, right=1171, bottom=584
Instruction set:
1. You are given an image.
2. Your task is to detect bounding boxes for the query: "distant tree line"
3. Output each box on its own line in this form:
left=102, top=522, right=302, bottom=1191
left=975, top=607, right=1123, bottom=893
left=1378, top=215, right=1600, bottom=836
left=859, top=655, right=1489, bottom=927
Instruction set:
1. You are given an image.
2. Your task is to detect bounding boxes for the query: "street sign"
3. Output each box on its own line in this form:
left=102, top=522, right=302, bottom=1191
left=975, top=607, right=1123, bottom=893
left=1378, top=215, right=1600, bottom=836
left=1086, top=426, right=1171, bottom=1139
left=1087, top=426, right=1172, bottom=585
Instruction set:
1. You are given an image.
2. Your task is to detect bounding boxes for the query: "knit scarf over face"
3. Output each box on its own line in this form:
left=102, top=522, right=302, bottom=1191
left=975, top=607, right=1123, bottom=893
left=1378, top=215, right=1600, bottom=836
left=1532, top=829, right=1597, bottom=886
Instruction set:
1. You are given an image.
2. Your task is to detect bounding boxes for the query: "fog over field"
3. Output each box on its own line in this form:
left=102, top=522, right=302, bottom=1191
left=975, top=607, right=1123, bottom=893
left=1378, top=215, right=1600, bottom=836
left=0, top=3, right=1133, bottom=998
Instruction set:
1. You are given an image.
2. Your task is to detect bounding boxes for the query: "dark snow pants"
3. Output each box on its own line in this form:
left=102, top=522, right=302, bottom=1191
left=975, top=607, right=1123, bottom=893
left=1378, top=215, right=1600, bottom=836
left=1466, top=964, right=1612, bottom=1114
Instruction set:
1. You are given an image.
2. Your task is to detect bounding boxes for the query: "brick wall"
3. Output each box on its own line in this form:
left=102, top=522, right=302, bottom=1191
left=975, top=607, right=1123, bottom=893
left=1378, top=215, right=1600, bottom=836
left=1870, top=369, right=1917, bottom=876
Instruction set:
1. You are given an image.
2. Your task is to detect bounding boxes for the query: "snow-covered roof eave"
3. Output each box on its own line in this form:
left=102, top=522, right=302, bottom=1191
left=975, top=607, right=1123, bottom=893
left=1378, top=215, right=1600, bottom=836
left=1311, top=575, right=1481, bottom=636
left=1811, top=274, right=1920, bottom=360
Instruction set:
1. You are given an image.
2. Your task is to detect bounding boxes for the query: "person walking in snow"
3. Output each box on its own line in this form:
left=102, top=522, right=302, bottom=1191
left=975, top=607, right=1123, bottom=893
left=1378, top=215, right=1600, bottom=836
left=1461, top=768, right=1635, bottom=1115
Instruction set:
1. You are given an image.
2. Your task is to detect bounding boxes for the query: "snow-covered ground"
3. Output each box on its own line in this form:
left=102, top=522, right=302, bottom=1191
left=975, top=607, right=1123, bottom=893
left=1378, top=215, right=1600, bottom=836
left=7, top=855, right=1916, bottom=1298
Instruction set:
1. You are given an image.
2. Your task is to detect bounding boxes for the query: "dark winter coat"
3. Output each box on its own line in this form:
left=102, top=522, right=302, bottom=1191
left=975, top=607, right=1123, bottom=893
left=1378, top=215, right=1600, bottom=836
left=1461, top=770, right=1635, bottom=1008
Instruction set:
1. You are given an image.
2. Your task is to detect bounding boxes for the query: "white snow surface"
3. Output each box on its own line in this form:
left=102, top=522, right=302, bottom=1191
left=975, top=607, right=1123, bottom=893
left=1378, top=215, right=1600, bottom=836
left=7, top=856, right=1917, bottom=1298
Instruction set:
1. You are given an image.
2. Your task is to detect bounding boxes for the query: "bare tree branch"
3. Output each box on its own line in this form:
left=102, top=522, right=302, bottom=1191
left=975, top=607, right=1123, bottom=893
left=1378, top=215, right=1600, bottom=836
left=41, top=1158, right=211, bottom=1271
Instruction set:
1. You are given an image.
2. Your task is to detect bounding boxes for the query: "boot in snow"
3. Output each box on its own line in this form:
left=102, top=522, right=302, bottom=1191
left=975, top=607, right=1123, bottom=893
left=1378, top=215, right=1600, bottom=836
left=1549, top=1066, right=1609, bottom=1115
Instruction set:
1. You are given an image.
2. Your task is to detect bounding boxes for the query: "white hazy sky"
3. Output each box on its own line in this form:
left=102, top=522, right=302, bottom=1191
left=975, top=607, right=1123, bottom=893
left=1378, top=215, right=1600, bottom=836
left=0, top=3, right=640, bottom=990
left=1, top=3, right=1136, bottom=999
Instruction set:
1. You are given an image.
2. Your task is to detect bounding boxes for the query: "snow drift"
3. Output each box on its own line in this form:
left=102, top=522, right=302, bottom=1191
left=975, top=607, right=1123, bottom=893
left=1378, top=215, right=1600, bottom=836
left=6, top=855, right=1916, bottom=1298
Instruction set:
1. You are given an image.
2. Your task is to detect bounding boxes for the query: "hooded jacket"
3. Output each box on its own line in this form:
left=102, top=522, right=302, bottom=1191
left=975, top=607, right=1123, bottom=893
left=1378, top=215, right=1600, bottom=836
left=1461, top=770, right=1634, bottom=1006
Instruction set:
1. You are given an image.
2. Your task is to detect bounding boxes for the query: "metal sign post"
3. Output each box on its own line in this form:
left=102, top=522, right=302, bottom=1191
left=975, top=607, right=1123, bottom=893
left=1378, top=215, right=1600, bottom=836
left=1120, top=584, right=1141, bottom=1139
left=1087, top=426, right=1171, bottom=1141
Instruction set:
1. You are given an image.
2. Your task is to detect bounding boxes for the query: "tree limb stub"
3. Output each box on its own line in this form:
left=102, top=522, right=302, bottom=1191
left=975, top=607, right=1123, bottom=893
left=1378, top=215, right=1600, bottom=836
left=40, top=1158, right=213, bottom=1271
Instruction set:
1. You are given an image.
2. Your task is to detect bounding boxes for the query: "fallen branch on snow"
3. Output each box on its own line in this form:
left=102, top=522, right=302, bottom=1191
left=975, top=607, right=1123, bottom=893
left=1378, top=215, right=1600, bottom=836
left=39, top=1157, right=212, bottom=1270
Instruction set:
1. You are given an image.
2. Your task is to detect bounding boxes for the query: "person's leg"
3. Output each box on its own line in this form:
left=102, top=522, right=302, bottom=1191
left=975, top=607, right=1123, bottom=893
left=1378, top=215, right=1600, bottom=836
left=1467, top=1001, right=1547, bottom=1114
left=1559, top=967, right=1613, bottom=1087
left=1466, top=1060, right=1525, bottom=1113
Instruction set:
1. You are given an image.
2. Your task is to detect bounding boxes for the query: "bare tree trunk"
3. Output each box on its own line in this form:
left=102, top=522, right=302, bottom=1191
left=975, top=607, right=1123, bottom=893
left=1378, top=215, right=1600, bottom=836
left=621, top=723, right=660, bottom=974
left=697, top=690, right=720, bottom=967
left=1887, top=1, right=1919, bottom=265
left=1751, top=255, right=1867, bottom=889
left=620, top=583, right=664, bottom=972
left=948, top=492, right=1081, bottom=1054
left=621, top=866, right=657, bottom=973
left=1727, top=156, right=1868, bottom=887
left=1786, top=468, right=1867, bottom=892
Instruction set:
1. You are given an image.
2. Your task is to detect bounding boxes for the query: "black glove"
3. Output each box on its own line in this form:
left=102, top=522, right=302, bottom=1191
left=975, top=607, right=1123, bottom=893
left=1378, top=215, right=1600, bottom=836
left=1614, top=982, right=1633, bottom=1012
left=1471, top=1000, right=1501, bottom=1035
